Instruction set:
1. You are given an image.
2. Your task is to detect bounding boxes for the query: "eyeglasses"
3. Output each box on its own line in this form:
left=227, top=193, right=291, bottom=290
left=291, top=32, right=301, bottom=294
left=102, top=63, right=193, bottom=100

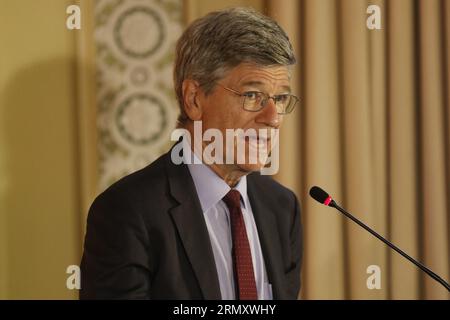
left=216, top=83, right=299, bottom=115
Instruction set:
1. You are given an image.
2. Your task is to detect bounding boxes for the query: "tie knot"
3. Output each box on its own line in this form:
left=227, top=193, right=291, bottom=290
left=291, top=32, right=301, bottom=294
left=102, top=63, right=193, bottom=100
left=222, top=189, right=241, bottom=210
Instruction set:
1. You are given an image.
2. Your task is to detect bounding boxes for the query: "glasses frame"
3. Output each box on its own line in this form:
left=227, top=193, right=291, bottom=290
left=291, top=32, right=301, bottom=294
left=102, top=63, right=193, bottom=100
left=216, top=83, right=299, bottom=115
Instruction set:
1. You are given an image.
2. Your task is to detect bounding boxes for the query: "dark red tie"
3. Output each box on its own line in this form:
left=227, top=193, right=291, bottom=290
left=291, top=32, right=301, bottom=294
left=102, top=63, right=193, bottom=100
left=222, top=189, right=258, bottom=300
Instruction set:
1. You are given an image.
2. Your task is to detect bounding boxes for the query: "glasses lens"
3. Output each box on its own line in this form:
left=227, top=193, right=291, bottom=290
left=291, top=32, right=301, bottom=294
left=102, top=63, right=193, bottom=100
left=274, top=95, right=291, bottom=114
left=243, top=92, right=264, bottom=111
left=284, top=96, right=298, bottom=114
left=243, top=93, right=299, bottom=114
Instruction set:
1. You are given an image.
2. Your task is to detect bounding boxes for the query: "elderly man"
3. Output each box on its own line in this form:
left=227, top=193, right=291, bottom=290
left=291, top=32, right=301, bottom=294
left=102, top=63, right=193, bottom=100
left=80, top=7, right=302, bottom=300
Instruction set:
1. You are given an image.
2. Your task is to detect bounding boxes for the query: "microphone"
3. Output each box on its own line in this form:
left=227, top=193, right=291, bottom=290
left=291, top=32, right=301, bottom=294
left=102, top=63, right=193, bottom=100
left=309, top=186, right=450, bottom=292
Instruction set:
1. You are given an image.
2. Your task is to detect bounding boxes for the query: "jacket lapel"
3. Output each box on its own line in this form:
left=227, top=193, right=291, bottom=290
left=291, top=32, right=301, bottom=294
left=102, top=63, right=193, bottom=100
left=164, top=152, right=222, bottom=299
left=247, top=174, right=287, bottom=299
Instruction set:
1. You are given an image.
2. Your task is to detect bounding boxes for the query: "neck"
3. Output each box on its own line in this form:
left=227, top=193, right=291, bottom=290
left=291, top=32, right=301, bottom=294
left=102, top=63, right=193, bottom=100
left=184, top=123, right=248, bottom=187
left=207, top=162, right=247, bottom=187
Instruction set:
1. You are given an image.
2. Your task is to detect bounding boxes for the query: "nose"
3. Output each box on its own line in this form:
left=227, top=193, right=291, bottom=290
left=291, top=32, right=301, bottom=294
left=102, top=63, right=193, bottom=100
left=255, top=97, right=281, bottom=128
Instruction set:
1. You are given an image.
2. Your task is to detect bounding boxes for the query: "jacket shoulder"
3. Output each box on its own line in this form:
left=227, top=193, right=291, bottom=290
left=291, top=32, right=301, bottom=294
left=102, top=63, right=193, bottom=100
left=93, top=152, right=170, bottom=205
left=248, top=173, right=298, bottom=201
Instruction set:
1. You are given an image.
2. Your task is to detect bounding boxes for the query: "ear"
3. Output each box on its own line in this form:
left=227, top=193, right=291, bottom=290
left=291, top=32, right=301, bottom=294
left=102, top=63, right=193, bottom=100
left=181, top=79, right=203, bottom=121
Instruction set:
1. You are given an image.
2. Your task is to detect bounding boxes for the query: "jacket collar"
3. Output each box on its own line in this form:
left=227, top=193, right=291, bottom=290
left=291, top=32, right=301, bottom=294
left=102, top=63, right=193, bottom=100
left=164, top=148, right=222, bottom=299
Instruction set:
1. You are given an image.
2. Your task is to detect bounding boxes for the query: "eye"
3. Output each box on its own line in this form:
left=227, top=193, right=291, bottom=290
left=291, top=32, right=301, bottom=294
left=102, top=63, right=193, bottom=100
left=243, top=91, right=261, bottom=101
left=274, top=94, right=290, bottom=103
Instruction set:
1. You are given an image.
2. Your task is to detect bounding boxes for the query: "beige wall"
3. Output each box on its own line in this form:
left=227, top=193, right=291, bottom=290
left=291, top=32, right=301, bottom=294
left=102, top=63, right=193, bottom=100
left=0, top=0, right=80, bottom=299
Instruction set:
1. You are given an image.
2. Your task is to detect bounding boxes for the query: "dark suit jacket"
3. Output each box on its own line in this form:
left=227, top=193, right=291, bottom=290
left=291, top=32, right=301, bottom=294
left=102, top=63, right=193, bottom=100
left=80, top=147, right=302, bottom=299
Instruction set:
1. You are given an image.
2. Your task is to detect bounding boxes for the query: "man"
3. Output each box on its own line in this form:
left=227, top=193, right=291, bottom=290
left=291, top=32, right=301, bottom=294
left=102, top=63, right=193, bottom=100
left=80, top=7, right=302, bottom=300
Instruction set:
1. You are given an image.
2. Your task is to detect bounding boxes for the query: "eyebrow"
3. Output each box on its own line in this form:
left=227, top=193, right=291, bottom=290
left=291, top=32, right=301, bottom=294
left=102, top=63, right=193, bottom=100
left=239, top=81, right=291, bottom=93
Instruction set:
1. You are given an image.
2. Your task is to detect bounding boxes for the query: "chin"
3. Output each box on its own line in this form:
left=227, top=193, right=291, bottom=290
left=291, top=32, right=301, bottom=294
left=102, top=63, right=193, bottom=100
left=233, top=143, right=271, bottom=173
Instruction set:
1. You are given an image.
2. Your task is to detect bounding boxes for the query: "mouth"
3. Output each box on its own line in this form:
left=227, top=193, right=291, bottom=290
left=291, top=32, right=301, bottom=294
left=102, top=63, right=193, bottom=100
left=241, top=134, right=272, bottom=151
left=244, top=135, right=270, bottom=143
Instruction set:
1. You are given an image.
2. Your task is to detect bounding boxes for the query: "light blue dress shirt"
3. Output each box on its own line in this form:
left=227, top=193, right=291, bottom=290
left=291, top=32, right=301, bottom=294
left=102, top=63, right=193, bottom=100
left=183, top=141, right=272, bottom=300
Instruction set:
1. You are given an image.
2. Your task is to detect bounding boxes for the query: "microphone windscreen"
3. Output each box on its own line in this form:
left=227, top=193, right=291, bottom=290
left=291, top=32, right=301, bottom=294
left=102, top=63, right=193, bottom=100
left=309, top=186, right=330, bottom=204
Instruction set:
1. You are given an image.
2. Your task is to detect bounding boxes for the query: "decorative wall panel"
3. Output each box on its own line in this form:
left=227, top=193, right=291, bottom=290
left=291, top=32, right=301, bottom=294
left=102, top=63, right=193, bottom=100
left=94, top=0, right=183, bottom=190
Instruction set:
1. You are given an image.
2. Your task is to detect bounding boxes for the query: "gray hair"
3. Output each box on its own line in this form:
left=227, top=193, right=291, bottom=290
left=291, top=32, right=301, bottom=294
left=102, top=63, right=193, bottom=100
left=174, top=7, right=296, bottom=124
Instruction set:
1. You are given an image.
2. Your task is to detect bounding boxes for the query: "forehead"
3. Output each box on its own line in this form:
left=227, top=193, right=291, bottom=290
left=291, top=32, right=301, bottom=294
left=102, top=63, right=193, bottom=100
left=223, top=63, right=291, bottom=89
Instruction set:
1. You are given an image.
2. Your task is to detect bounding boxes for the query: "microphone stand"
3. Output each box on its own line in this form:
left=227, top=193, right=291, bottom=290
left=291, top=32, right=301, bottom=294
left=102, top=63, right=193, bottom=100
left=329, top=200, right=450, bottom=292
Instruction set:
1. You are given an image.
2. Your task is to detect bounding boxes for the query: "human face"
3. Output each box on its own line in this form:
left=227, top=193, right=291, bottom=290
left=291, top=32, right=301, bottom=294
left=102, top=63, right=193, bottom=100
left=197, top=62, right=291, bottom=173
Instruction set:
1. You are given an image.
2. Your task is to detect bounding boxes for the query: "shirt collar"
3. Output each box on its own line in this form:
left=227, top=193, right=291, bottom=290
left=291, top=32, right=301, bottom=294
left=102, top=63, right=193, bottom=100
left=183, top=139, right=248, bottom=213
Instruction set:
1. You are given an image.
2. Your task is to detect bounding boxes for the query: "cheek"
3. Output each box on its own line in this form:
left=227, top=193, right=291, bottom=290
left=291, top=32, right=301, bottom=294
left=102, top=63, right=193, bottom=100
left=203, top=105, right=229, bottom=130
left=203, top=96, right=241, bottom=129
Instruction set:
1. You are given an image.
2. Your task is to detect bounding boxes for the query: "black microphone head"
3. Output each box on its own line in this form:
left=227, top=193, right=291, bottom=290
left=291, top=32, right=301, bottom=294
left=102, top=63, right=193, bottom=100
left=309, top=186, right=333, bottom=206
